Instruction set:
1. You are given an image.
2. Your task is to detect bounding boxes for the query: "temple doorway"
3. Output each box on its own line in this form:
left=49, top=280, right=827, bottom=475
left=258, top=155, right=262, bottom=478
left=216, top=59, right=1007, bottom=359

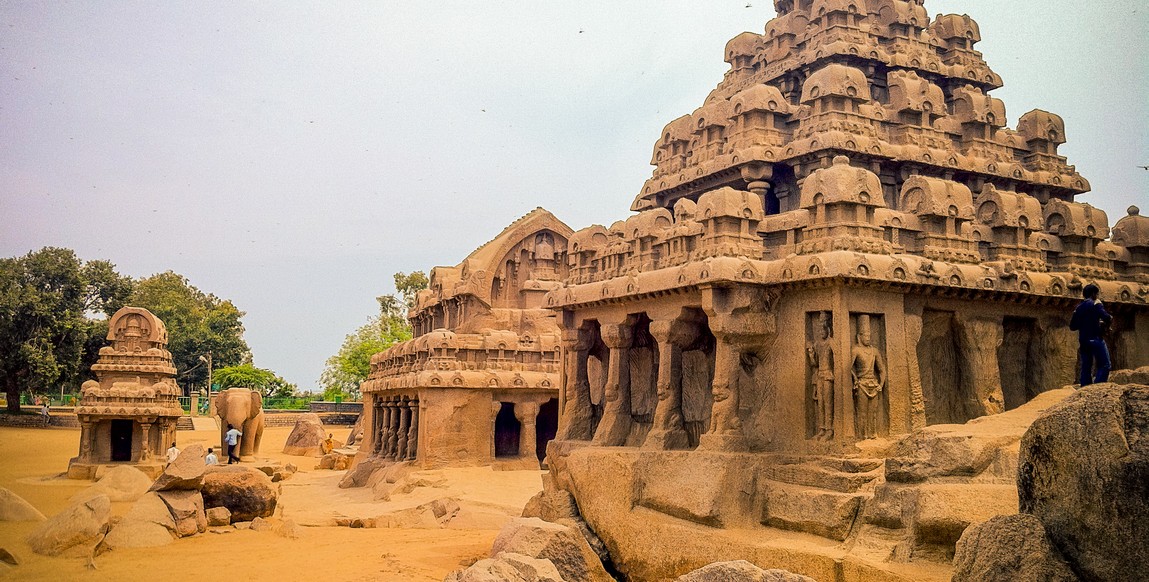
left=535, top=398, right=559, bottom=462
left=494, top=402, right=521, bottom=458
left=111, top=419, right=133, bottom=462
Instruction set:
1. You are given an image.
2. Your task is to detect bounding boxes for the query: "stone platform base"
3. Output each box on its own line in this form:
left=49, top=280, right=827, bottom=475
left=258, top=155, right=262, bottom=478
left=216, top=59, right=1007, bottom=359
left=67, top=460, right=165, bottom=480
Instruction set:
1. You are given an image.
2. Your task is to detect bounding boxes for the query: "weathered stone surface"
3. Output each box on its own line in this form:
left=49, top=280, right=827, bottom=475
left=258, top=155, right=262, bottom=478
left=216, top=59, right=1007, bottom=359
left=124, top=492, right=177, bottom=532
left=206, top=506, right=231, bottom=526
left=951, top=514, right=1078, bottom=582
left=760, top=483, right=863, bottom=541
left=103, top=518, right=175, bottom=549
left=250, top=516, right=273, bottom=532
left=1018, top=383, right=1149, bottom=582
left=1109, top=366, right=1149, bottom=385
left=490, top=518, right=613, bottom=582
left=885, top=390, right=1072, bottom=483
left=521, top=476, right=578, bottom=522
left=282, top=413, right=327, bottom=456
left=157, top=489, right=207, bottom=537
left=274, top=518, right=302, bottom=539
left=676, top=560, right=816, bottom=582
left=74, top=465, right=152, bottom=502
left=446, top=552, right=566, bottom=582
left=317, top=451, right=352, bottom=471
left=635, top=452, right=753, bottom=527
left=149, top=443, right=205, bottom=492
left=339, top=457, right=387, bottom=489
left=914, top=484, right=1017, bottom=547
left=201, top=466, right=279, bottom=522
left=25, top=495, right=110, bottom=557
left=0, top=487, right=45, bottom=521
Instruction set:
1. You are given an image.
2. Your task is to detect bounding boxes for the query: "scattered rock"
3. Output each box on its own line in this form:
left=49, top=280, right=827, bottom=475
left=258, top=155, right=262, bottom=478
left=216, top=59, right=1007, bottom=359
left=74, top=465, right=152, bottom=502
left=206, top=506, right=232, bottom=526
left=149, top=444, right=206, bottom=492
left=209, top=528, right=233, bottom=534
left=491, top=517, right=613, bottom=582
left=522, top=478, right=578, bottom=522
left=445, top=552, right=566, bottom=582
left=201, top=466, right=279, bottom=522
left=0, top=487, right=46, bottom=522
left=156, top=490, right=207, bottom=537
left=26, top=494, right=111, bottom=557
left=103, top=491, right=179, bottom=549
left=1109, top=366, right=1149, bottom=385
left=272, top=463, right=298, bottom=482
left=1017, top=383, right=1149, bottom=582
left=250, top=516, right=273, bottom=532
left=274, top=518, right=302, bottom=539
left=339, top=457, right=387, bottom=489
left=952, top=514, right=1078, bottom=582
left=675, top=560, right=816, bottom=581
left=316, top=451, right=352, bottom=471
left=233, top=521, right=252, bottom=530
left=0, top=547, right=20, bottom=566
left=283, top=413, right=328, bottom=456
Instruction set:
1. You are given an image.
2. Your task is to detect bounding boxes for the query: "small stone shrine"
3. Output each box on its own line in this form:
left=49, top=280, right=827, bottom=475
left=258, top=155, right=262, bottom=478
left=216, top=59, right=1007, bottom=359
left=68, top=307, right=183, bottom=479
left=537, top=1, right=1149, bottom=579
left=360, top=209, right=570, bottom=468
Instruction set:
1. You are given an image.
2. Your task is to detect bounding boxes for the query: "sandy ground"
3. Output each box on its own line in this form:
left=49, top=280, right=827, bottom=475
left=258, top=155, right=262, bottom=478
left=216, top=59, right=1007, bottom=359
left=0, top=423, right=545, bottom=582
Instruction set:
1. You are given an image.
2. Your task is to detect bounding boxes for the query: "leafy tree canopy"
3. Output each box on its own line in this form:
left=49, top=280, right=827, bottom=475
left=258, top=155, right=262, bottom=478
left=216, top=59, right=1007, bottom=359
left=213, top=364, right=297, bottom=399
left=0, top=248, right=133, bottom=412
left=319, top=271, right=427, bottom=400
left=129, top=271, right=250, bottom=393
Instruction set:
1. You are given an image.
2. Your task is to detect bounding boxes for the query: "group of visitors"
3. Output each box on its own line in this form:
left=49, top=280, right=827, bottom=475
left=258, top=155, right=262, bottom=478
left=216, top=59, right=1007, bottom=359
left=161, top=423, right=242, bottom=467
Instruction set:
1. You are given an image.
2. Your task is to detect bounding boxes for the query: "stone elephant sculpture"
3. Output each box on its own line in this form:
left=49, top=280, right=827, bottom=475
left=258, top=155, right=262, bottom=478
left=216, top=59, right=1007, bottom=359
left=215, top=388, right=265, bottom=461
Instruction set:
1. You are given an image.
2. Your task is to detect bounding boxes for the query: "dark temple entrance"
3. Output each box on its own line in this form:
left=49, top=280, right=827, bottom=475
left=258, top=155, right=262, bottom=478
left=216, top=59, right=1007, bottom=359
left=535, top=398, right=559, bottom=463
left=494, top=402, right=521, bottom=458
left=111, top=419, right=133, bottom=462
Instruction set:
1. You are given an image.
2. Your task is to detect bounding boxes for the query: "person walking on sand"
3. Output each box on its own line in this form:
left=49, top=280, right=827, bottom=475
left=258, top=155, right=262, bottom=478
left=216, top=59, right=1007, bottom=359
left=225, top=424, right=243, bottom=464
left=205, top=448, right=218, bottom=465
left=1070, top=283, right=1112, bottom=386
left=165, top=442, right=180, bottom=464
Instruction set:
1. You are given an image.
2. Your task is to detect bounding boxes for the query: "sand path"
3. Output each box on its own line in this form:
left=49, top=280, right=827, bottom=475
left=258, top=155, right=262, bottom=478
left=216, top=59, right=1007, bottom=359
left=0, top=423, right=543, bottom=581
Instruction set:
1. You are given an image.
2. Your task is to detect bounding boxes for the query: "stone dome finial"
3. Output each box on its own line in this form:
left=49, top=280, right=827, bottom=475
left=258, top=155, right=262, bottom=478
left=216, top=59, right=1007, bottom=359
left=1130, top=206, right=1141, bottom=216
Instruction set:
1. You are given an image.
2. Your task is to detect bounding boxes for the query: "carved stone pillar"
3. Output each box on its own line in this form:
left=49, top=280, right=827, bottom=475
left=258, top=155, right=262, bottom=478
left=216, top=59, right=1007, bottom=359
left=643, top=319, right=693, bottom=450
left=592, top=323, right=634, bottom=446
left=384, top=400, right=398, bottom=459
left=140, top=419, right=153, bottom=461
left=396, top=397, right=410, bottom=461
left=697, top=332, right=749, bottom=452
left=956, top=315, right=1005, bottom=416
left=370, top=398, right=381, bottom=454
left=516, top=402, right=540, bottom=462
left=556, top=330, right=594, bottom=441
left=79, top=420, right=93, bottom=462
left=406, top=399, right=418, bottom=461
left=490, top=401, right=504, bottom=461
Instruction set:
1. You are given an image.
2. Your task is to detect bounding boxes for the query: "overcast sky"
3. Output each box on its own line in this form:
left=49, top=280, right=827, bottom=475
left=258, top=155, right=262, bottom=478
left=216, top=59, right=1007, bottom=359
left=2, top=0, right=1146, bottom=391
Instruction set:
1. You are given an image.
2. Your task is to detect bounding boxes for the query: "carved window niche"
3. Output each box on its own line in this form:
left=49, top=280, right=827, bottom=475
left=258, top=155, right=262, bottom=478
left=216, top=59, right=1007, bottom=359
left=805, top=311, right=835, bottom=441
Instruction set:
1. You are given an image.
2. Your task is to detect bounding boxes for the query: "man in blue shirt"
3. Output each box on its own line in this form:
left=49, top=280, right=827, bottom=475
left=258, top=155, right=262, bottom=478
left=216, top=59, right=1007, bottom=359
left=1069, top=283, right=1112, bottom=386
left=225, top=424, right=243, bottom=464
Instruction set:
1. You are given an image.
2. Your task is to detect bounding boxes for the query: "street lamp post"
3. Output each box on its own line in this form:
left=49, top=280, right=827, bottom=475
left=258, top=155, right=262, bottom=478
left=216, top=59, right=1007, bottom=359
left=199, top=351, right=214, bottom=417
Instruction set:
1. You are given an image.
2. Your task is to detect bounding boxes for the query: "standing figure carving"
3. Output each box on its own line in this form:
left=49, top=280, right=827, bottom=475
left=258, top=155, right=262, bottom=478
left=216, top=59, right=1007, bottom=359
left=806, top=312, right=835, bottom=441
left=850, top=315, right=885, bottom=439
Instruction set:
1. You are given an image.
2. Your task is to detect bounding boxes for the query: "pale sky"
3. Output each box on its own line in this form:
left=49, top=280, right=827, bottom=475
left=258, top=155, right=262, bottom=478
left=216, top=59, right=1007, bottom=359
left=2, top=0, right=1146, bottom=391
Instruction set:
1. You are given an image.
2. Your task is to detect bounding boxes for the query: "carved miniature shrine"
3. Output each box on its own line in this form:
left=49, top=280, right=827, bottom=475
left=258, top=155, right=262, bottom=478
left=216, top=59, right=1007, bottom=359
left=538, top=1, right=1149, bottom=579
left=360, top=209, right=570, bottom=468
left=68, top=307, right=184, bottom=479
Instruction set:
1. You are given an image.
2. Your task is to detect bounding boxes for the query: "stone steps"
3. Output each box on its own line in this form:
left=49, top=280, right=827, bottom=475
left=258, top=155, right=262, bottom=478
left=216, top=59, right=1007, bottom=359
left=760, top=457, right=883, bottom=493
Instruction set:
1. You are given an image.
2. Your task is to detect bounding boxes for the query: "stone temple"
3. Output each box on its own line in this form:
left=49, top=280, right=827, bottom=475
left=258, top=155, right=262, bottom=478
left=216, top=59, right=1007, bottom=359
left=533, top=0, right=1149, bottom=579
left=68, top=307, right=183, bottom=479
left=360, top=209, right=570, bottom=468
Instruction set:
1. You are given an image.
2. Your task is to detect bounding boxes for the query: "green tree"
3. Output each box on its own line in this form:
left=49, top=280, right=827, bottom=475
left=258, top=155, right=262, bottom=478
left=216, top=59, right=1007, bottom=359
left=130, top=272, right=250, bottom=394
left=318, top=271, right=428, bottom=400
left=0, top=248, right=132, bottom=413
left=213, top=364, right=296, bottom=398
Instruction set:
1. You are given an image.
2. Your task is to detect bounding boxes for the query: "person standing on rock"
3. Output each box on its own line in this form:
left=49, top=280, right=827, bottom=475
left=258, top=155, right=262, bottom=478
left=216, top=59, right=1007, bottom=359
left=205, top=448, right=218, bottom=465
left=165, top=442, right=180, bottom=464
left=1070, top=283, right=1112, bottom=386
left=225, top=424, right=243, bottom=464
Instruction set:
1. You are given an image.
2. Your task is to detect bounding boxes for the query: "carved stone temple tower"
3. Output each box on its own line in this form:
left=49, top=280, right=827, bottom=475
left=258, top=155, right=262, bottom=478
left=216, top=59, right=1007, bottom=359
left=360, top=209, right=572, bottom=469
left=68, top=307, right=184, bottom=479
left=538, top=1, right=1149, bottom=579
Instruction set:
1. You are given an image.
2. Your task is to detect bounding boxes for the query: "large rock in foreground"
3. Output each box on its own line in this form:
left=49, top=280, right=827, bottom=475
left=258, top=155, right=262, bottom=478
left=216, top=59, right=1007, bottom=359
left=150, top=444, right=206, bottom=491
left=104, top=491, right=177, bottom=549
left=25, top=495, right=110, bottom=556
left=74, top=465, right=152, bottom=502
left=491, top=518, right=612, bottom=582
left=282, top=413, right=327, bottom=457
left=676, top=560, right=816, bottom=581
left=951, top=514, right=1078, bottom=582
left=0, top=487, right=45, bottom=522
left=446, top=552, right=566, bottom=582
left=201, top=466, right=279, bottom=523
left=1018, top=383, right=1149, bottom=581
